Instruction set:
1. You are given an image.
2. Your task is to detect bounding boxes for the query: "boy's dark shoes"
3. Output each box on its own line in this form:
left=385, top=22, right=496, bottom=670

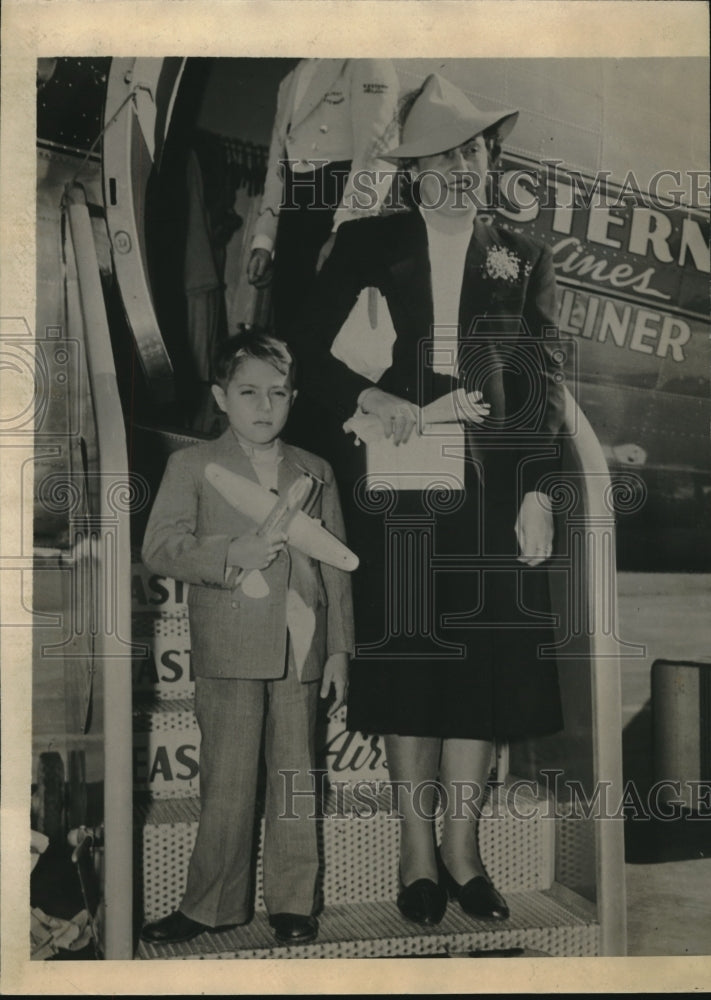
left=140, top=910, right=240, bottom=944
left=268, top=912, right=319, bottom=943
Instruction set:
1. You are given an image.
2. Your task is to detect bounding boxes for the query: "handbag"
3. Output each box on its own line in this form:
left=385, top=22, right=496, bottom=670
left=342, top=390, right=483, bottom=493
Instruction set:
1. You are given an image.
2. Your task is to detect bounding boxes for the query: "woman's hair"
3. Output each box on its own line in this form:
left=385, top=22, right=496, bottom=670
left=212, top=326, right=296, bottom=389
left=480, top=123, right=504, bottom=168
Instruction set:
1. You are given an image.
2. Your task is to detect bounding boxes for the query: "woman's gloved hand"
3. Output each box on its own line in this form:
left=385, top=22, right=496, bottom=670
left=515, top=491, right=554, bottom=566
left=359, top=387, right=420, bottom=445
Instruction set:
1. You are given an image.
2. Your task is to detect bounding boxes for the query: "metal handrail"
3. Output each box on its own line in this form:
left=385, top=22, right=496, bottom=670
left=65, top=183, right=133, bottom=959
left=562, top=385, right=627, bottom=955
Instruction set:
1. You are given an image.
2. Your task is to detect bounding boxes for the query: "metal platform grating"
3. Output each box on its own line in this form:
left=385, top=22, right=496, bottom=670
left=136, top=889, right=598, bottom=959
left=132, top=610, right=190, bottom=634
left=555, top=816, right=597, bottom=895
left=134, top=697, right=198, bottom=731
left=139, top=783, right=555, bottom=921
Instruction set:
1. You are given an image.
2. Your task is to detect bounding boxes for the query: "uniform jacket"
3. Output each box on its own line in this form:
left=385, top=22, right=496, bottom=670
left=297, top=208, right=567, bottom=498
left=141, top=432, right=355, bottom=681
left=253, top=59, right=399, bottom=249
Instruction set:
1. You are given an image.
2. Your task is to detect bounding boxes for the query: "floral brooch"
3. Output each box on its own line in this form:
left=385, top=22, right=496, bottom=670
left=483, top=245, right=532, bottom=283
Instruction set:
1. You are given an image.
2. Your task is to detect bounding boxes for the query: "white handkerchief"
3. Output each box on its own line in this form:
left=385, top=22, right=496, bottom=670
left=330, top=287, right=396, bottom=383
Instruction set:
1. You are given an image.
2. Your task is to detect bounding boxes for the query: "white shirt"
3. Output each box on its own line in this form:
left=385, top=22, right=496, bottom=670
left=420, top=206, right=477, bottom=378
left=238, top=437, right=282, bottom=493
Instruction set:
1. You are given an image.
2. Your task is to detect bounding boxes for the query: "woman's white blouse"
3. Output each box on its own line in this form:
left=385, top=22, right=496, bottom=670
left=420, top=206, right=477, bottom=378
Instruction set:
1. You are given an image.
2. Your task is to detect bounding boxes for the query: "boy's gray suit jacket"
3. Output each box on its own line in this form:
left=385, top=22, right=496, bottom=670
left=141, top=431, right=355, bottom=681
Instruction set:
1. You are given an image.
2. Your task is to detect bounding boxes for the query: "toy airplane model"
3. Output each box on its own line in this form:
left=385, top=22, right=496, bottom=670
left=205, top=462, right=359, bottom=598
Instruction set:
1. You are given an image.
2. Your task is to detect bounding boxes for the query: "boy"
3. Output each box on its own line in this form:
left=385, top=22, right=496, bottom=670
left=140, top=330, right=354, bottom=945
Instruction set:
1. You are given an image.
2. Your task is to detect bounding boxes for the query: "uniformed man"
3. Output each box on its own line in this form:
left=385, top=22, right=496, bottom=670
left=247, top=58, right=399, bottom=343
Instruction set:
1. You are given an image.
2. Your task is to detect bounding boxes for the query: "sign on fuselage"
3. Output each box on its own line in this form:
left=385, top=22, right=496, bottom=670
left=490, top=154, right=709, bottom=490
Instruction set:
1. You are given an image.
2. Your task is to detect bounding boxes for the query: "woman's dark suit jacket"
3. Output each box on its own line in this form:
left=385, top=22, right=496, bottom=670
left=293, top=206, right=567, bottom=740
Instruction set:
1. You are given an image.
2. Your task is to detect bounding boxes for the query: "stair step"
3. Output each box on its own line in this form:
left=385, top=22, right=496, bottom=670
left=137, top=781, right=555, bottom=921
left=133, top=697, right=201, bottom=798
left=136, top=888, right=598, bottom=959
left=130, top=566, right=580, bottom=956
left=132, top=697, right=393, bottom=797
left=133, top=614, right=193, bottom=701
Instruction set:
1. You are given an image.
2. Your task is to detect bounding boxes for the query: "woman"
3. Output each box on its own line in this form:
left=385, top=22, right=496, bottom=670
left=295, top=73, right=566, bottom=926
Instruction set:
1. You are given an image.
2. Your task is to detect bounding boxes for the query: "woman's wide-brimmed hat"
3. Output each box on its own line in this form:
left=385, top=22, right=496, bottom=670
left=381, top=73, right=519, bottom=161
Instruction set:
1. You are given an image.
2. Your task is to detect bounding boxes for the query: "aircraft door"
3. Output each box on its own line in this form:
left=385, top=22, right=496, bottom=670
left=102, top=57, right=185, bottom=397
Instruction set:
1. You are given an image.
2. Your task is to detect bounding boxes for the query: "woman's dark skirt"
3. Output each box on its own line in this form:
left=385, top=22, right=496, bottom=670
left=343, top=456, right=564, bottom=742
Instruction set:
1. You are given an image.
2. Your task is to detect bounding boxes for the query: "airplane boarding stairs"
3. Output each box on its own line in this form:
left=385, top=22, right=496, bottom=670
left=131, top=560, right=601, bottom=960
left=53, top=182, right=623, bottom=959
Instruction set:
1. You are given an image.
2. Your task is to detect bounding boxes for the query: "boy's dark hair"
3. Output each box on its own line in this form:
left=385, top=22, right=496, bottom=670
left=213, top=327, right=296, bottom=389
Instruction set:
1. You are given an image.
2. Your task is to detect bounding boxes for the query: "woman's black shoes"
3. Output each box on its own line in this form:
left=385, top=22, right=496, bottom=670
left=439, top=857, right=510, bottom=920
left=396, top=877, right=447, bottom=926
